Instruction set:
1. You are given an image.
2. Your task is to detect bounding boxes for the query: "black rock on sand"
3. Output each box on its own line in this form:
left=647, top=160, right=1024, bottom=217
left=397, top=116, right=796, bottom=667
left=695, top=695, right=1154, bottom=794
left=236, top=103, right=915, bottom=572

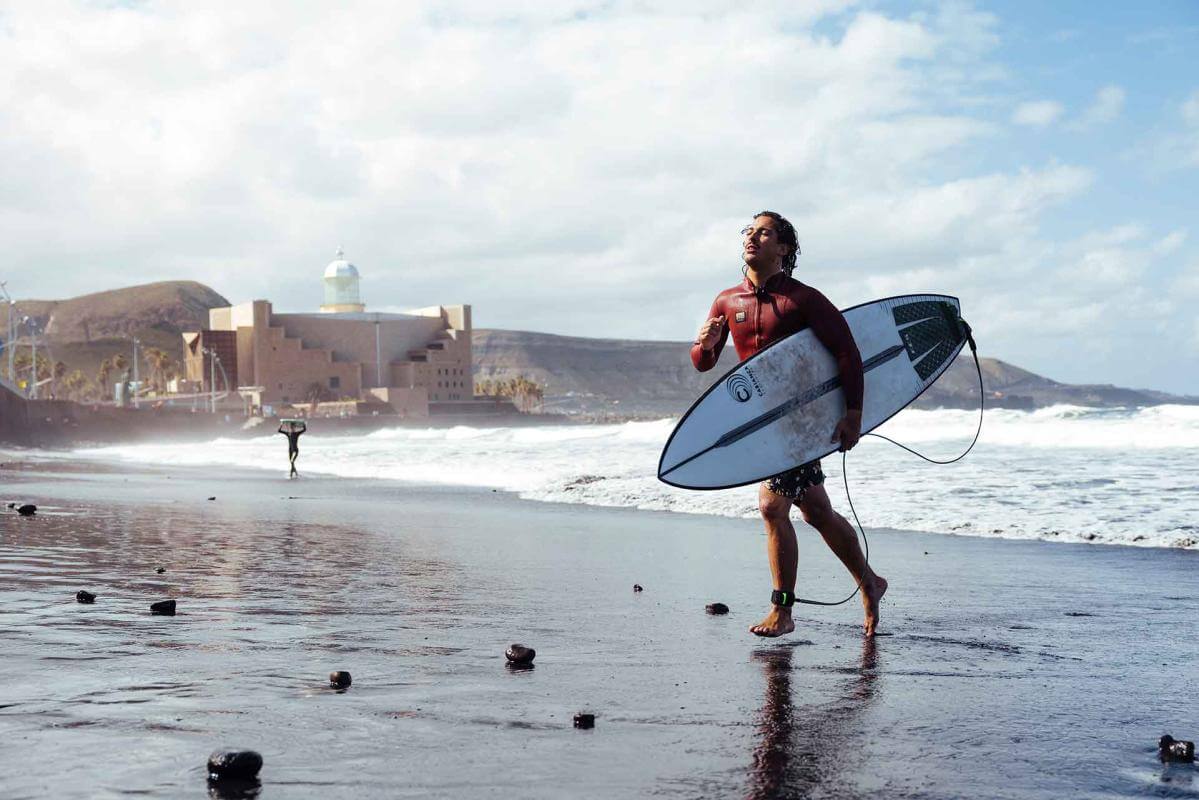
left=207, top=749, right=263, bottom=780
left=1159, top=735, right=1196, bottom=764
left=150, top=600, right=176, bottom=616
left=505, top=644, right=536, bottom=666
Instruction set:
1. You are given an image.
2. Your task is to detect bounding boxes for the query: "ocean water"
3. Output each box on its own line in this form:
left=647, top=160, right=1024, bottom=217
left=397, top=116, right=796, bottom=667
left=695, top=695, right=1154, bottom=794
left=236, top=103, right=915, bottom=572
left=49, top=404, right=1199, bottom=550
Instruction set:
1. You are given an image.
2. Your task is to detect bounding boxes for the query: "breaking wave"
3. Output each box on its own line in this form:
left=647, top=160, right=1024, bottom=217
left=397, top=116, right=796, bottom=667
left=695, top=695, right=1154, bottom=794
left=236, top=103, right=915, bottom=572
left=58, top=404, right=1199, bottom=550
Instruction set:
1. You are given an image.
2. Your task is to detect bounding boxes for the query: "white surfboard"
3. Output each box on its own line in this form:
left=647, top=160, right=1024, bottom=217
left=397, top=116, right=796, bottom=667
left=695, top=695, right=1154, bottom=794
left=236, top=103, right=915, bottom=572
left=658, top=294, right=969, bottom=490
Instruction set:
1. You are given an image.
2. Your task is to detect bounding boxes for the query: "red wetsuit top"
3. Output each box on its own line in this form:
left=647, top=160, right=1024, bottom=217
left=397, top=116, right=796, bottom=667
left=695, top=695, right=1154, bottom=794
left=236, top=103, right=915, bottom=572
left=690, top=272, right=864, bottom=412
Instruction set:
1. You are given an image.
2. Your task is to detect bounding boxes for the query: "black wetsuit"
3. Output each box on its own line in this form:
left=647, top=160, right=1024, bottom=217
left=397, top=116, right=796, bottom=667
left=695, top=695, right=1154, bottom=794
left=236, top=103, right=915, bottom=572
left=279, top=427, right=304, bottom=477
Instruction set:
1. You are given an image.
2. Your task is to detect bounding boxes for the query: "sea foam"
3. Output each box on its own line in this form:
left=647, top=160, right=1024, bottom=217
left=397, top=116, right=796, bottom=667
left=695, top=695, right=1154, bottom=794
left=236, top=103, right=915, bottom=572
left=44, top=404, right=1199, bottom=550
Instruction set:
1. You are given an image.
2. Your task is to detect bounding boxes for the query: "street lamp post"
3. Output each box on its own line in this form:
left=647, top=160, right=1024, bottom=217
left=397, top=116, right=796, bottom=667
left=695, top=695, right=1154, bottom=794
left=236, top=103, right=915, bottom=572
left=203, top=347, right=216, bottom=413
left=0, top=282, right=13, bottom=385
left=28, top=317, right=37, bottom=400
left=132, top=338, right=140, bottom=409
left=203, top=346, right=224, bottom=414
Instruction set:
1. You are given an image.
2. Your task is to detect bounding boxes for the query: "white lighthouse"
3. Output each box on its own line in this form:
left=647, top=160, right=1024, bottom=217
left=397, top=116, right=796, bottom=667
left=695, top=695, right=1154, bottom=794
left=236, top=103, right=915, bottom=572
left=320, top=247, right=365, bottom=313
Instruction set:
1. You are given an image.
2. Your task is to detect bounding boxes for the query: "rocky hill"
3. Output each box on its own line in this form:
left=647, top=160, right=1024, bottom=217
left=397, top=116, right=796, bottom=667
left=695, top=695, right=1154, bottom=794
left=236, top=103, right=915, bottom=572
left=1, top=281, right=228, bottom=343
left=473, top=329, right=1199, bottom=418
left=1, top=281, right=229, bottom=392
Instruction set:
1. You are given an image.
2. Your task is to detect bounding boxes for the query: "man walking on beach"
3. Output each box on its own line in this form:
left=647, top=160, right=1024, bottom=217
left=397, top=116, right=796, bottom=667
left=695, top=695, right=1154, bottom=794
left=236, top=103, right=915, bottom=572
left=278, top=420, right=306, bottom=478
left=690, top=211, right=887, bottom=637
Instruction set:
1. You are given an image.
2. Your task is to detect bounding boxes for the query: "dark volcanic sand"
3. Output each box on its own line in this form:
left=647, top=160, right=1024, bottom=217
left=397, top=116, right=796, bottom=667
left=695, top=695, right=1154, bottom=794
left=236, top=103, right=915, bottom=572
left=1, top=460, right=1197, bottom=799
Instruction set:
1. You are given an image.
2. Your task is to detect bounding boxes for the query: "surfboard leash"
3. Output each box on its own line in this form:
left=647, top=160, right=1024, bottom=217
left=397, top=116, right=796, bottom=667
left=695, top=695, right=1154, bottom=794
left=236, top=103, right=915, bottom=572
left=793, top=323, right=984, bottom=607
left=863, top=321, right=983, bottom=466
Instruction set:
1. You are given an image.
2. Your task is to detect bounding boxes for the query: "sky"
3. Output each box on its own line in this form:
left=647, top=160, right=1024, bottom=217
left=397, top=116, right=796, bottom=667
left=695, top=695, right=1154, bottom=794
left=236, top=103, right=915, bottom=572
left=1, top=1, right=1197, bottom=393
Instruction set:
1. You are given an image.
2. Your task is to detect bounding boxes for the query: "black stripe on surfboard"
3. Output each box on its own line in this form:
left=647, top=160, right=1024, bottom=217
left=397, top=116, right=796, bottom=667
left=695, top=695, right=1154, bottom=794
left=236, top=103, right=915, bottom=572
left=659, top=344, right=905, bottom=480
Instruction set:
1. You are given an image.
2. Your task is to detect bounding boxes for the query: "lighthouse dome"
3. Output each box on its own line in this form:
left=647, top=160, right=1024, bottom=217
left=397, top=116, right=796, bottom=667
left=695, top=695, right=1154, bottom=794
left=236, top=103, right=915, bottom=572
left=320, top=247, right=365, bottom=312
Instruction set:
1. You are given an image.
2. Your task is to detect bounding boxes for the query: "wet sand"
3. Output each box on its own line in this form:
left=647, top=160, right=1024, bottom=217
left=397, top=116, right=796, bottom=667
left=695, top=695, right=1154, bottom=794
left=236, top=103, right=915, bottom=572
left=1, top=459, right=1197, bottom=799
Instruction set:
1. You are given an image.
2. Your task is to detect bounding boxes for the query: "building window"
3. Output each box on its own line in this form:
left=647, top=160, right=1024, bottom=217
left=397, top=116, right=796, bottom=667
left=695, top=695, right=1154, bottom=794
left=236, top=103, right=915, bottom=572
left=330, top=376, right=340, bottom=389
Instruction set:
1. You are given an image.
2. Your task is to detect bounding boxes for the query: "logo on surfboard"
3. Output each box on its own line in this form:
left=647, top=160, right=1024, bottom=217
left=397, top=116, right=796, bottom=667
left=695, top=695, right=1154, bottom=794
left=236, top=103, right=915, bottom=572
left=725, top=373, right=753, bottom=402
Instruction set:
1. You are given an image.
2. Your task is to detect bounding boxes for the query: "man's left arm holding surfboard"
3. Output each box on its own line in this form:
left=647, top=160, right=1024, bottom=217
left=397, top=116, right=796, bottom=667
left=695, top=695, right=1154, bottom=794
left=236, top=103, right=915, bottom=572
left=802, top=288, right=864, bottom=452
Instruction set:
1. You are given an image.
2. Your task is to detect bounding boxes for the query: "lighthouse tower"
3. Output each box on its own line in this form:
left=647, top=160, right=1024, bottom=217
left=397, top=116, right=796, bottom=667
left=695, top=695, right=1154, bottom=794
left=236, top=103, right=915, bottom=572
left=320, top=247, right=365, bottom=313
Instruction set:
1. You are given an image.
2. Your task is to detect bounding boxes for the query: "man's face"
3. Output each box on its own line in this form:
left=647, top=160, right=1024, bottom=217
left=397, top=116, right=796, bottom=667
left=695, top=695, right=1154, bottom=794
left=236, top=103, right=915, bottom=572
left=742, top=216, right=789, bottom=271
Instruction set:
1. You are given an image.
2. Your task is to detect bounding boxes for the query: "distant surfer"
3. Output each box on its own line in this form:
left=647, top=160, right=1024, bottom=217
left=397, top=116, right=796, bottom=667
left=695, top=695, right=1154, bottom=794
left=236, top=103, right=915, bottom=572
left=278, top=419, right=306, bottom=478
left=691, top=211, right=887, bottom=637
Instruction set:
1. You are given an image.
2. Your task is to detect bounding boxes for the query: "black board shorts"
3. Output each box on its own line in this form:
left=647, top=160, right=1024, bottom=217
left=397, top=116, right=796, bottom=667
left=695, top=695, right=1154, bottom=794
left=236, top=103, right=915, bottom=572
left=763, top=460, right=825, bottom=502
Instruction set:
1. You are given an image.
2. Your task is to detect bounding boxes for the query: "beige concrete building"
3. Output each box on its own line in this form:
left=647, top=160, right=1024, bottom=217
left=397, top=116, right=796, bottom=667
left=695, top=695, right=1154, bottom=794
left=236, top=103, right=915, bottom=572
left=184, top=250, right=471, bottom=417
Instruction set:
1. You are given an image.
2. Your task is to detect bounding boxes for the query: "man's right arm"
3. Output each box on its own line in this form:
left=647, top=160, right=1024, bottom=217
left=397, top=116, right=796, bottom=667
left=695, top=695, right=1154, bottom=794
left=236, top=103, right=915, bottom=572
left=690, top=298, right=728, bottom=371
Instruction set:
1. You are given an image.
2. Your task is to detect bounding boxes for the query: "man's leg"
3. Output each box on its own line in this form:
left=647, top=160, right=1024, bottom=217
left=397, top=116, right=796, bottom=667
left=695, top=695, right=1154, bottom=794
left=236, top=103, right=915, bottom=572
left=750, top=483, right=798, bottom=637
left=797, top=484, right=888, bottom=636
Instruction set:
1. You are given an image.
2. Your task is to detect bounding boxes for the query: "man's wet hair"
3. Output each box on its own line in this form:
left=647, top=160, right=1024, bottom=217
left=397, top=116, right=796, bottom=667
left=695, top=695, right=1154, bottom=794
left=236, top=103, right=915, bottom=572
left=754, top=210, right=800, bottom=276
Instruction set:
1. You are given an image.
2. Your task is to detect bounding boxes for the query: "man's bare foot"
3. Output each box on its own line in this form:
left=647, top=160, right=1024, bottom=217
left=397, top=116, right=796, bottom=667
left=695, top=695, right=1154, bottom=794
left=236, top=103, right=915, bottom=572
left=862, top=575, right=888, bottom=636
left=750, top=607, right=795, bottom=638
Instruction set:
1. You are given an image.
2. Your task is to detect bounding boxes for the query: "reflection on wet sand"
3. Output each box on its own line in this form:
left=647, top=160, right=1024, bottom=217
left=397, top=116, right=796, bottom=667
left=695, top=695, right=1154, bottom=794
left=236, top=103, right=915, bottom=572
left=749, top=637, right=879, bottom=800
left=207, top=777, right=261, bottom=800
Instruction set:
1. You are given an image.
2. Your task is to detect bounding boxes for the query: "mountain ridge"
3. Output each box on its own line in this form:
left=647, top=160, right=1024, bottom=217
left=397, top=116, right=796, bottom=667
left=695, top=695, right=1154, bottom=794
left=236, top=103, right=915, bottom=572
left=473, top=328, right=1199, bottom=417
left=3, top=281, right=1193, bottom=416
left=1, top=281, right=230, bottom=390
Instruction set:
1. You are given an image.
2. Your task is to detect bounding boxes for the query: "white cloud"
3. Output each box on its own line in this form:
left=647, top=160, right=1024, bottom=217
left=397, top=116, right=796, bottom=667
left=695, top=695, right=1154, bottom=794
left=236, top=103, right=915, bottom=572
left=1132, top=89, right=1199, bottom=173
left=1180, top=90, right=1199, bottom=166
left=0, top=1, right=1193, bottom=391
left=1074, top=84, right=1125, bottom=128
left=1172, top=261, right=1199, bottom=298
left=0, top=0, right=1009, bottom=311
left=1153, top=230, right=1187, bottom=256
left=1011, top=100, right=1064, bottom=127
left=1184, top=91, right=1199, bottom=126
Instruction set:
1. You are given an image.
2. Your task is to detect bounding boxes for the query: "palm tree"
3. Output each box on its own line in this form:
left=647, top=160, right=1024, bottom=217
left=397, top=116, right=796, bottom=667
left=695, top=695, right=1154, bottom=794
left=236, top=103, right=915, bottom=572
left=63, top=369, right=86, bottom=401
left=510, top=375, right=544, bottom=413
left=96, top=361, right=112, bottom=401
left=142, top=347, right=173, bottom=393
left=13, top=351, right=31, bottom=388
left=305, top=381, right=331, bottom=413
left=79, top=377, right=99, bottom=403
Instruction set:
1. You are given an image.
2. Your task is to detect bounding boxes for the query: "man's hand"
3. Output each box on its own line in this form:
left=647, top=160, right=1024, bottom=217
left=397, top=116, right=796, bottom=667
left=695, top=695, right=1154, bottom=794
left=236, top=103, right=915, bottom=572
left=697, top=315, right=726, bottom=351
left=831, top=409, right=862, bottom=452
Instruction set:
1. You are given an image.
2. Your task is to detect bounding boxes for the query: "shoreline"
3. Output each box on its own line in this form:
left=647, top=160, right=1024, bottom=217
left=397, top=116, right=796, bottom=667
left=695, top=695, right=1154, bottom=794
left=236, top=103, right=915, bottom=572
left=6, top=446, right=1197, bottom=555
left=2, top=455, right=1196, bottom=798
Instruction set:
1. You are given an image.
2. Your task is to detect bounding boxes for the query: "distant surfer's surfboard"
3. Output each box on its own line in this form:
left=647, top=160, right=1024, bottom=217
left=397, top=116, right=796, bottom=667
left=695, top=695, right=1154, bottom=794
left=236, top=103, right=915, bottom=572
left=658, top=294, right=969, bottom=490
